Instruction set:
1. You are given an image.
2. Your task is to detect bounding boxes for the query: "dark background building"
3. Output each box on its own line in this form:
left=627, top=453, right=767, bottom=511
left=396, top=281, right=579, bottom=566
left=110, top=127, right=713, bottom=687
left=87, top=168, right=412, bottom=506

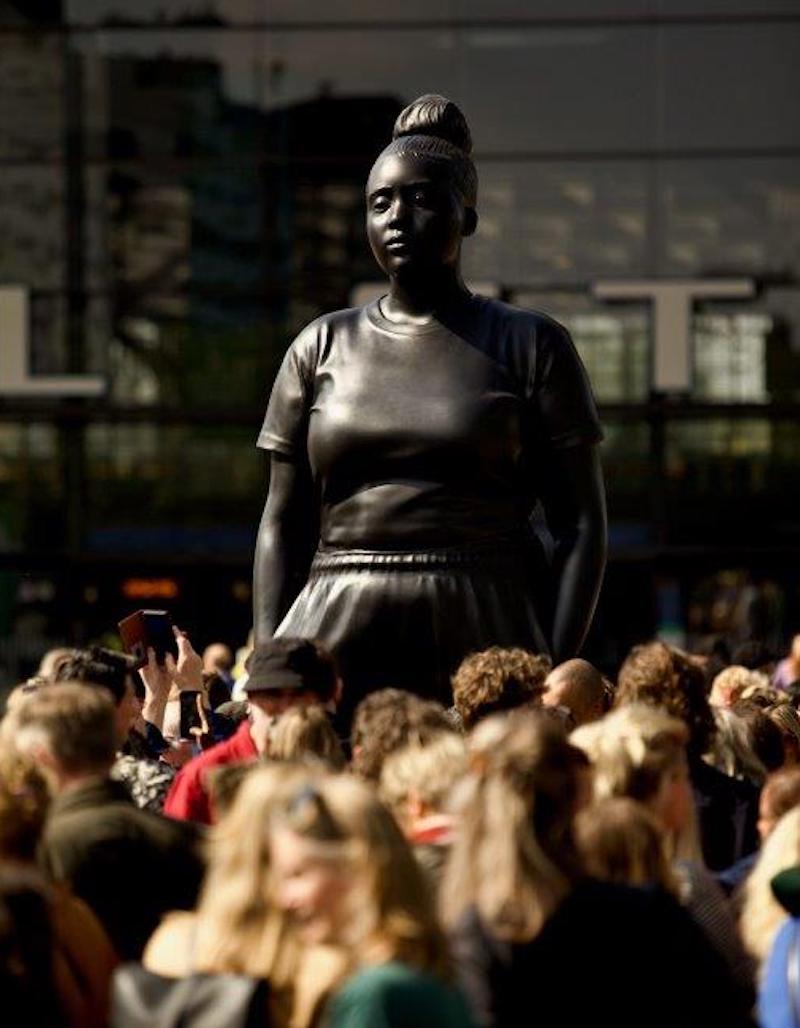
left=1, top=0, right=799, bottom=688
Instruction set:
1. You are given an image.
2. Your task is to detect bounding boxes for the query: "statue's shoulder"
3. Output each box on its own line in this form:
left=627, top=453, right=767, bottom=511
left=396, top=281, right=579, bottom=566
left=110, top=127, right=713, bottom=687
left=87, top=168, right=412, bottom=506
left=476, top=295, right=572, bottom=344
left=286, top=306, right=364, bottom=363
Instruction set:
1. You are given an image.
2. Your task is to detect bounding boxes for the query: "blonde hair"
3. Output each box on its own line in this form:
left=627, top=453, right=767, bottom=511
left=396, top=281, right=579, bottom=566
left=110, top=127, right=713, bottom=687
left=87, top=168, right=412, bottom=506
left=572, top=703, right=688, bottom=803
left=188, top=763, right=304, bottom=983
left=740, top=807, right=800, bottom=967
left=380, top=733, right=467, bottom=818
left=575, top=797, right=678, bottom=894
left=571, top=704, right=700, bottom=861
left=272, top=772, right=450, bottom=977
left=709, top=665, right=761, bottom=708
left=441, top=711, right=583, bottom=942
left=269, top=705, right=345, bottom=770
left=706, top=707, right=767, bottom=785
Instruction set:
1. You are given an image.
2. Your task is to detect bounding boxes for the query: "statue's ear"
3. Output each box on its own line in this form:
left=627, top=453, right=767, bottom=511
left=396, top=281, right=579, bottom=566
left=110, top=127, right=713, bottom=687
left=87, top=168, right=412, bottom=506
left=463, top=207, right=478, bottom=237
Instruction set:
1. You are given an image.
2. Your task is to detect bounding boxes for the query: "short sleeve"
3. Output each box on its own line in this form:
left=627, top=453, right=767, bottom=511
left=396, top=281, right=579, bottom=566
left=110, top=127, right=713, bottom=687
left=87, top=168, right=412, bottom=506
left=530, top=319, right=603, bottom=449
left=256, top=324, right=318, bottom=455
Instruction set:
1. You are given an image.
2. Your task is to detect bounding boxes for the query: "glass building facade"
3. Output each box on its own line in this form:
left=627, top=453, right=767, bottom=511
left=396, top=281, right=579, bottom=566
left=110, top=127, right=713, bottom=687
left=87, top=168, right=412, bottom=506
left=1, top=0, right=799, bottom=685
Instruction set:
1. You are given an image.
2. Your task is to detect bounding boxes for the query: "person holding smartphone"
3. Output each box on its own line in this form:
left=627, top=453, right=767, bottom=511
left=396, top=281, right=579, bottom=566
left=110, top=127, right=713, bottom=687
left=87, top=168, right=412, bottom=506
left=163, top=638, right=339, bottom=825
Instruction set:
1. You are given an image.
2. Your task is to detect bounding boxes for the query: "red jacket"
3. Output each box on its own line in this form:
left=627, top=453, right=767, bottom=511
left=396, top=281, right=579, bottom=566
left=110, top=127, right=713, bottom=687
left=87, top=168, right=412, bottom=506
left=163, top=721, right=257, bottom=825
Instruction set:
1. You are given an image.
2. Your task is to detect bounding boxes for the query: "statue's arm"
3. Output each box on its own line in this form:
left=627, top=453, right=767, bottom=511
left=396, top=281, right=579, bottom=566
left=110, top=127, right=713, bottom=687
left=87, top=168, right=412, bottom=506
left=540, top=443, right=607, bottom=663
left=253, top=452, right=317, bottom=643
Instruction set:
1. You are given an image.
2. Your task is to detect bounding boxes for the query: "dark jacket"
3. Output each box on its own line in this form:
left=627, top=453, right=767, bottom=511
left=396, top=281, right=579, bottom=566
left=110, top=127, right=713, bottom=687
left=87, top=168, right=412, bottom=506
left=450, top=879, right=756, bottom=1028
left=39, top=777, right=204, bottom=961
left=690, top=756, right=759, bottom=871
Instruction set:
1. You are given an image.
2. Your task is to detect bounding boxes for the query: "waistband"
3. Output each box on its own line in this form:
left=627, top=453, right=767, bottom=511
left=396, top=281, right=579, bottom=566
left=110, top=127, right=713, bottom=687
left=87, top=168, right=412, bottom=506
left=310, top=539, right=535, bottom=574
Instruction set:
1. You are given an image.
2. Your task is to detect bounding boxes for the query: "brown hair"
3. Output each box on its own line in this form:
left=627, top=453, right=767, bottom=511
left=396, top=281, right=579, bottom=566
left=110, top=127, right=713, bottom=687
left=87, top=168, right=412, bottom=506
left=351, top=690, right=454, bottom=782
left=380, top=733, right=468, bottom=819
left=452, top=647, right=550, bottom=730
left=0, top=751, right=50, bottom=862
left=575, top=797, right=677, bottom=893
left=14, top=683, right=117, bottom=774
left=616, top=641, right=714, bottom=756
left=571, top=704, right=699, bottom=861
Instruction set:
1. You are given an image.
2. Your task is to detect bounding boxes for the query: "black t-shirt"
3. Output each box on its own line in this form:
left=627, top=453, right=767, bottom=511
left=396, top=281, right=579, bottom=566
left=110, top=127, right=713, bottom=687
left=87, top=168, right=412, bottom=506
left=450, top=879, right=756, bottom=1028
left=258, top=295, right=602, bottom=551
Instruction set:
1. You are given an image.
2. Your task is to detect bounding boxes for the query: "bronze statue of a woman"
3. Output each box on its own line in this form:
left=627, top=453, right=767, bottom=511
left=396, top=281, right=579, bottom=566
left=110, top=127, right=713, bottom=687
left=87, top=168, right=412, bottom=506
left=254, top=94, right=607, bottom=723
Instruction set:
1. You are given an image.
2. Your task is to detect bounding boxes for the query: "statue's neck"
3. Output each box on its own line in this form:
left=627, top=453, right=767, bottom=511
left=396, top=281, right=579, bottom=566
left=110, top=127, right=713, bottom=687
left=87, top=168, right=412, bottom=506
left=383, top=267, right=470, bottom=324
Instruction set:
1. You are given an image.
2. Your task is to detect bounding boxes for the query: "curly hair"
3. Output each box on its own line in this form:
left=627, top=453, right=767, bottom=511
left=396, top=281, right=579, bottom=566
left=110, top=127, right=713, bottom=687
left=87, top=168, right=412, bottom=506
left=452, top=647, right=551, bottom=730
left=350, top=690, right=454, bottom=782
left=615, top=641, right=714, bottom=757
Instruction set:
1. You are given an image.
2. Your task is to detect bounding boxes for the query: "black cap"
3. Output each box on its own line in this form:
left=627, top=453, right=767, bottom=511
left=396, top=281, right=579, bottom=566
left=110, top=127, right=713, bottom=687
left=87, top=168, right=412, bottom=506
left=245, top=638, right=337, bottom=700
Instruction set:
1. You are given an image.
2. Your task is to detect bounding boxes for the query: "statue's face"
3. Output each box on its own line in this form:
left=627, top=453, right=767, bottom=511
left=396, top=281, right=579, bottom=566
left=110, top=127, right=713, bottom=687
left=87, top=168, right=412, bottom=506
left=366, top=151, right=471, bottom=278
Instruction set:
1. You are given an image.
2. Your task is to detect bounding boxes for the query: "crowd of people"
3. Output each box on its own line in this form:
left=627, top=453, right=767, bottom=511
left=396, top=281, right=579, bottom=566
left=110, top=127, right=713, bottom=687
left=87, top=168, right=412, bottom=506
left=3, top=624, right=800, bottom=1026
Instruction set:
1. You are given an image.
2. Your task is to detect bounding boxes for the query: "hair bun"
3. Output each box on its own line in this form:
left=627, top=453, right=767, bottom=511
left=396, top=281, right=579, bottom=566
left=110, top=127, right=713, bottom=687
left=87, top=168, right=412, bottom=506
left=392, top=94, right=472, bottom=155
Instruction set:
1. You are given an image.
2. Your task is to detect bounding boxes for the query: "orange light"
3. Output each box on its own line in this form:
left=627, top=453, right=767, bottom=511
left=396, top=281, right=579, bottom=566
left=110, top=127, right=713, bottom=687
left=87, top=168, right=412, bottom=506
left=122, top=578, right=180, bottom=600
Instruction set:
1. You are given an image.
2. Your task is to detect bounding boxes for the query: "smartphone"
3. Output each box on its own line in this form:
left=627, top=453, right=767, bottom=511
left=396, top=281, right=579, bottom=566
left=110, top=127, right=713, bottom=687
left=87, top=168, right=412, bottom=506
left=118, top=609, right=178, bottom=668
left=179, top=690, right=203, bottom=739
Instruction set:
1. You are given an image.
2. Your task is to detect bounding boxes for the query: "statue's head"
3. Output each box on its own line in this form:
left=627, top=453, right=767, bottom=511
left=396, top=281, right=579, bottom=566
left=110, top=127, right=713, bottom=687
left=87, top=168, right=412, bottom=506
left=366, top=95, right=478, bottom=279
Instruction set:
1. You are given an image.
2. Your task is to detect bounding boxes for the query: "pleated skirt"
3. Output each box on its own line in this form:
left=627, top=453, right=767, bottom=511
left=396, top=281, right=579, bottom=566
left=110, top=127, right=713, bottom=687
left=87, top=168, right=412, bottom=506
left=275, top=541, right=551, bottom=724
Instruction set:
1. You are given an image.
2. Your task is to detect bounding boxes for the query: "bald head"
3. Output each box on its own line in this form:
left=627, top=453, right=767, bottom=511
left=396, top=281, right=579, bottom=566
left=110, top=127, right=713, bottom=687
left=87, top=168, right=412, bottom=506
left=203, top=643, right=233, bottom=675
left=542, top=659, right=606, bottom=726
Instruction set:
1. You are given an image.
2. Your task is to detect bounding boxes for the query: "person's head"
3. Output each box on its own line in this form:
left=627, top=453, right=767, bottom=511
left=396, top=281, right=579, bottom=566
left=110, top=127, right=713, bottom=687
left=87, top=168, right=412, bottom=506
left=270, top=772, right=449, bottom=975
left=13, top=684, right=117, bottom=789
left=541, top=659, right=606, bottom=726
left=758, top=768, right=800, bottom=842
left=709, top=665, right=760, bottom=709
left=441, top=710, right=586, bottom=941
left=366, top=94, right=478, bottom=283
left=575, top=797, right=678, bottom=894
left=0, top=750, right=50, bottom=863
left=350, top=689, right=454, bottom=782
left=767, top=704, right=800, bottom=767
left=572, top=704, right=694, bottom=846
left=245, top=639, right=339, bottom=755
left=380, top=732, right=468, bottom=832
left=616, top=641, right=714, bottom=758
left=741, top=806, right=800, bottom=966
left=269, top=705, right=345, bottom=771
left=203, top=643, right=233, bottom=676
left=451, top=646, right=550, bottom=731
left=53, top=646, right=139, bottom=746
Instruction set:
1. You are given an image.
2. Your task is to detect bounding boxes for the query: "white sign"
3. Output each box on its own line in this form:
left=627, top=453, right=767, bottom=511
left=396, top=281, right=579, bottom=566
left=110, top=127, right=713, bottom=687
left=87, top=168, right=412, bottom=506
left=592, top=278, right=756, bottom=392
left=0, top=285, right=105, bottom=397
